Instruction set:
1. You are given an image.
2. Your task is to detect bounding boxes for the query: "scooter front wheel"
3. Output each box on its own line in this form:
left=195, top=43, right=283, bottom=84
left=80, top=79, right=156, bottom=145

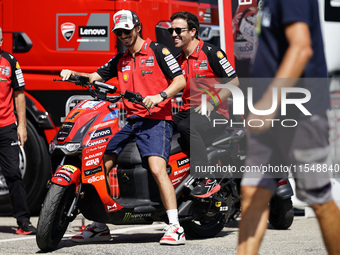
left=36, top=184, right=76, bottom=252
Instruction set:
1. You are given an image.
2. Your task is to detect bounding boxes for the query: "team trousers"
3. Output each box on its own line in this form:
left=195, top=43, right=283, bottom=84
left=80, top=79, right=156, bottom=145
left=0, top=123, right=30, bottom=225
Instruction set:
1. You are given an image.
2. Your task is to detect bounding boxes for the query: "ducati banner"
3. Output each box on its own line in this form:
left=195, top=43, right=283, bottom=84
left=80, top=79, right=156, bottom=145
left=57, top=13, right=110, bottom=51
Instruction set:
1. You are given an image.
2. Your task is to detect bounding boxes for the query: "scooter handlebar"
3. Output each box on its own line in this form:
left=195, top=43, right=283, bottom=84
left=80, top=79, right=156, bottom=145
left=53, top=75, right=90, bottom=86
left=123, top=90, right=151, bottom=116
left=54, top=76, right=151, bottom=115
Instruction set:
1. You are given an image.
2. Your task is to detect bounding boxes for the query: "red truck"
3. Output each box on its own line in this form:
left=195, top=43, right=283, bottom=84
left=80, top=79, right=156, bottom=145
left=0, top=0, right=240, bottom=215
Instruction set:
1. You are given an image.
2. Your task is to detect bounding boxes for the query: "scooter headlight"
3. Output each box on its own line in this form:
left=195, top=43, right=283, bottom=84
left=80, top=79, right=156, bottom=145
left=53, top=142, right=82, bottom=155
left=65, top=142, right=81, bottom=153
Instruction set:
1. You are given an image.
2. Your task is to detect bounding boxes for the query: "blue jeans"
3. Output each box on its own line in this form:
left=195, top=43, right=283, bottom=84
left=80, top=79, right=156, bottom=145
left=105, top=115, right=173, bottom=162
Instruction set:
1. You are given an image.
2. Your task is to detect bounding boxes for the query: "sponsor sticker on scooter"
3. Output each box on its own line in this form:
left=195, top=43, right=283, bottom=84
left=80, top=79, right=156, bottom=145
left=61, top=165, right=78, bottom=173
left=107, top=203, right=118, bottom=212
left=85, top=158, right=100, bottom=166
left=87, top=174, right=105, bottom=183
left=84, top=152, right=103, bottom=160
left=54, top=172, right=71, bottom=183
left=177, top=157, right=190, bottom=167
left=84, top=166, right=102, bottom=176
left=84, top=138, right=108, bottom=148
left=174, top=166, right=190, bottom=176
left=89, top=127, right=112, bottom=140
left=123, top=213, right=152, bottom=222
left=102, top=110, right=119, bottom=121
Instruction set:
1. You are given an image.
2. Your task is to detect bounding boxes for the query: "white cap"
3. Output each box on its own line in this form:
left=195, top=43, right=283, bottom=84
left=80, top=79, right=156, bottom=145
left=112, top=10, right=140, bottom=31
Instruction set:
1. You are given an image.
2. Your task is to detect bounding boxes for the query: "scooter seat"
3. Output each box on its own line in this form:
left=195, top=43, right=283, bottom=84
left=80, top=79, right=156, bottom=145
left=116, top=141, right=142, bottom=165
left=169, top=133, right=182, bottom=155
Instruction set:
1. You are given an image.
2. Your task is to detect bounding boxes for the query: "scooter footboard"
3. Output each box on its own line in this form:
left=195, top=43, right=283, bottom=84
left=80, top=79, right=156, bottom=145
left=51, top=165, right=81, bottom=186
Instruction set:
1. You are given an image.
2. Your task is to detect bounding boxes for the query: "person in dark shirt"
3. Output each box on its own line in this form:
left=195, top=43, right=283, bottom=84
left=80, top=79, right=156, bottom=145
left=238, top=1, right=340, bottom=254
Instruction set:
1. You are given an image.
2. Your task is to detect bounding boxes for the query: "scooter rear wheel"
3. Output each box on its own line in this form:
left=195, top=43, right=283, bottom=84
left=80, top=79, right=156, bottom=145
left=182, top=212, right=226, bottom=238
left=182, top=194, right=232, bottom=238
left=36, top=184, right=76, bottom=251
left=269, top=196, right=294, bottom=230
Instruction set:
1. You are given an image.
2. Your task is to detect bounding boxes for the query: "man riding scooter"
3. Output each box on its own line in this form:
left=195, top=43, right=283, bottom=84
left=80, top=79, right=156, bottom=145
left=60, top=9, right=187, bottom=245
left=169, top=11, right=239, bottom=197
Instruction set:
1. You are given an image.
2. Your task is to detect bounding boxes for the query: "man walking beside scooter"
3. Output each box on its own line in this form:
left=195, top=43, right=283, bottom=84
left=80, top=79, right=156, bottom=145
left=60, top=10, right=186, bottom=245
left=169, top=11, right=239, bottom=197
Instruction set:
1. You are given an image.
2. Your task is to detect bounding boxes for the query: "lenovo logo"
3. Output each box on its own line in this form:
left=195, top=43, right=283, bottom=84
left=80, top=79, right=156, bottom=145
left=89, top=127, right=112, bottom=140
left=79, top=26, right=108, bottom=37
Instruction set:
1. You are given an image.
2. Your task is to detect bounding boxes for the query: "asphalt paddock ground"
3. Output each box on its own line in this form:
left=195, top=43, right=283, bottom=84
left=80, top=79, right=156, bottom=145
left=0, top=215, right=327, bottom=255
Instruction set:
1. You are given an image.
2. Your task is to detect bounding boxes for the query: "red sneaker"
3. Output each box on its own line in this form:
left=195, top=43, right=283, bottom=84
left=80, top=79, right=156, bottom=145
left=160, top=224, right=186, bottom=245
left=16, top=222, right=36, bottom=235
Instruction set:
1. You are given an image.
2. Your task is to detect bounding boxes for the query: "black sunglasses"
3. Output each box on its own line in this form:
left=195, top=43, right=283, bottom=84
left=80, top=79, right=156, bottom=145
left=114, top=29, right=133, bottom=37
left=168, top=27, right=189, bottom=35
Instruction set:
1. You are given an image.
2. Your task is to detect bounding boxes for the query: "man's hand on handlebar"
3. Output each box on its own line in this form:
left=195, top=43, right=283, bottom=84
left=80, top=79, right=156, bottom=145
left=143, top=94, right=163, bottom=109
left=60, top=69, right=76, bottom=81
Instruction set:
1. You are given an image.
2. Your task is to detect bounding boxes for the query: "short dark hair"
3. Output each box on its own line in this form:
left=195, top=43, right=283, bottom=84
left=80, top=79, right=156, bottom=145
left=170, top=11, right=199, bottom=39
left=135, top=22, right=143, bottom=35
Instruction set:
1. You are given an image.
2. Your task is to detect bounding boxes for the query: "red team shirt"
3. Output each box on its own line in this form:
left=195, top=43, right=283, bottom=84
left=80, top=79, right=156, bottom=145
left=177, top=39, right=237, bottom=119
left=97, top=38, right=183, bottom=120
left=0, top=49, right=25, bottom=127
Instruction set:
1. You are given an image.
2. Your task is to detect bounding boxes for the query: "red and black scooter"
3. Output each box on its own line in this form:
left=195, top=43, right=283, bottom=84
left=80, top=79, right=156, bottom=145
left=36, top=76, right=243, bottom=251
left=36, top=76, right=293, bottom=252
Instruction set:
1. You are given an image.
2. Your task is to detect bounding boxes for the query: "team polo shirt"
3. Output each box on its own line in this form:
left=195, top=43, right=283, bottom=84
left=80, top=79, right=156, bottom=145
left=0, top=49, right=25, bottom=127
left=177, top=39, right=237, bottom=119
left=97, top=38, right=182, bottom=120
left=251, top=0, right=330, bottom=115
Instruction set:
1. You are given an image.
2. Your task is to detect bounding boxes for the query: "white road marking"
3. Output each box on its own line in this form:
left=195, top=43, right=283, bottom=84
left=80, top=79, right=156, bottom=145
left=0, top=224, right=167, bottom=243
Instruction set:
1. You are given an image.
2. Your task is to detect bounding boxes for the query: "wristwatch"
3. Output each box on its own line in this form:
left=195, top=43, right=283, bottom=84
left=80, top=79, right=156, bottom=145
left=160, top=91, right=167, bottom=101
left=209, top=98, right=216, bottom=108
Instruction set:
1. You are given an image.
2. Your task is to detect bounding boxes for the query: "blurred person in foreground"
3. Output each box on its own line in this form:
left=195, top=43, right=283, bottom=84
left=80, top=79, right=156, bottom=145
left=238, top=0, right=340, bottom=254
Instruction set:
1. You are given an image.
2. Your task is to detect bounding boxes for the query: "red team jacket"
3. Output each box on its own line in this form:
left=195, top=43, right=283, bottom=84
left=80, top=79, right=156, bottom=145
left=177, top=39, right=237, bottom=119
left=0, top=49, right=25, bottom=127
left=97, top=38, right=183, bottom=121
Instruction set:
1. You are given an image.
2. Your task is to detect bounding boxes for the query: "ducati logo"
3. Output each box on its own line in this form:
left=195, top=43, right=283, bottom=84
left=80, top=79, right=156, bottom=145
left=61, top=22, right=75, bottom=41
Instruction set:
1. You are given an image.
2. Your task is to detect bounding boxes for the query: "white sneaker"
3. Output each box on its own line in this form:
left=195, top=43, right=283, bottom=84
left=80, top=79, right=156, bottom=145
left=71, top=223, right=110, bottom=243
left=159, top=224, right=186, bottom=245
